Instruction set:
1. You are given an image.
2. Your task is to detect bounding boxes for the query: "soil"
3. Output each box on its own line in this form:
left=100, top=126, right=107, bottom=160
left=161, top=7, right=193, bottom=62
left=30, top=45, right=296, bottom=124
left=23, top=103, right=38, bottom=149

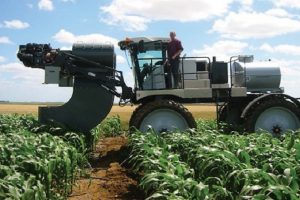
left=68, top=136, right=145, bottom=200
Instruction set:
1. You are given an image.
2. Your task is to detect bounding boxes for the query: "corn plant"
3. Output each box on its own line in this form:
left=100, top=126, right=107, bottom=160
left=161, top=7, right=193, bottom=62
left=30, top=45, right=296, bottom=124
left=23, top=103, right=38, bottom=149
left=0, top=114, right=88, bottom=199
left=129, top=131, right=209, bottom=199
left=129, top=120, right=300, bottom=199
left=91, top=115, right=122, bottom=141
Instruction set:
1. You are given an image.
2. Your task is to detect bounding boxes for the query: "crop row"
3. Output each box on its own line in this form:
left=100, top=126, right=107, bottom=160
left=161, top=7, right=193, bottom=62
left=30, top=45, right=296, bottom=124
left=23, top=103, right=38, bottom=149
left=129, top=131, right=208, bottom=199
left=129, top=120, right=300, bottom=199
left=0, top=114, right=88, bottom=199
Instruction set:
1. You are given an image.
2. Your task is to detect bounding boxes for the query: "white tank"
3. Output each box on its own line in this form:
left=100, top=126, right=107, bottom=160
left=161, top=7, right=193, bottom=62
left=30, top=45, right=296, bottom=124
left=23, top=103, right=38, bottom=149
left=232, top=62, right=281, bottom=92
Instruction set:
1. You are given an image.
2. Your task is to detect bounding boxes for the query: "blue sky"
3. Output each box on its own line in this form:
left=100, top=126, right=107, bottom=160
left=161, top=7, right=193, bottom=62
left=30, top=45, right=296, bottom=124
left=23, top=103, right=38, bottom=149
left=0, top=0, right=300, bottom=102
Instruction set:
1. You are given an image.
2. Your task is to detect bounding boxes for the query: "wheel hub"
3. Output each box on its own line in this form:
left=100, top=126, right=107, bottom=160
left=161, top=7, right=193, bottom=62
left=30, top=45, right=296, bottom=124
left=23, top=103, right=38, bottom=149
left=255, top=106, right=300, bottom=135
left=272, top=125, right=282, bottom=136
left=159, top=128, right=168, bottom=133
left=139, top=108, right=189, bottom=133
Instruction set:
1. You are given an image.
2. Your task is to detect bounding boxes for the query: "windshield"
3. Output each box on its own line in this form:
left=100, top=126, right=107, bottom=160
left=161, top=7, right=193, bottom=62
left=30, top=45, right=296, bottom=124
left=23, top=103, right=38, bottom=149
left=129, top=41, right=167, bottom=90
left=137, top=50, right=163, bottom=68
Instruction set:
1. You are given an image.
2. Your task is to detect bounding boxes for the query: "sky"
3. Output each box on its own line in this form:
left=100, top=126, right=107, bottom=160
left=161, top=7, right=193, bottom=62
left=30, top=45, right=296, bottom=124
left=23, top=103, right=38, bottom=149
left=0, top=0, right=300, bottom=102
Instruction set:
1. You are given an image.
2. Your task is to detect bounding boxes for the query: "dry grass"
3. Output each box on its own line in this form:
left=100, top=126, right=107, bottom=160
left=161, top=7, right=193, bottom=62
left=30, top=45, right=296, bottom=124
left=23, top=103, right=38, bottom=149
left=0, top=103, right=216, bottom=129
left=109, top=104, right=216, bottom=128
left=0, top=104, right=41, bottom=114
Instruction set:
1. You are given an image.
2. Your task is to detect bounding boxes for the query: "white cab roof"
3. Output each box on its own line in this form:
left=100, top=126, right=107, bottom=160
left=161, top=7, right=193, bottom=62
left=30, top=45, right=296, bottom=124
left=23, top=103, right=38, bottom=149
left=127, top=37, right=170, bottom=43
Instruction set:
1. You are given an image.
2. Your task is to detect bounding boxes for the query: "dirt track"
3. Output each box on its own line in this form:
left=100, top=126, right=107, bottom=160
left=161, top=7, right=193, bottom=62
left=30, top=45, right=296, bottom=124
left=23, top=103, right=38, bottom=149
left=68, top=136, right=144, bottom=200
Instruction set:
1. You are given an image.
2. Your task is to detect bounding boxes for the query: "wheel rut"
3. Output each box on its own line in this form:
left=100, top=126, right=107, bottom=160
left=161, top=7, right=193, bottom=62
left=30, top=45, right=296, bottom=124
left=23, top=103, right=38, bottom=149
left=68, top=136, right=145, bottom=200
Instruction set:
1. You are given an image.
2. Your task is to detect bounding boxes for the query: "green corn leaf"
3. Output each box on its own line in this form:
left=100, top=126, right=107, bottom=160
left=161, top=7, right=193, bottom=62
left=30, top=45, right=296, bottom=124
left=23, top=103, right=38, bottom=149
left=294, top=144, right=300, bottom=161
left=145, top=192, right=165, bottom=200
left=21, top=189, right=35, bottom=200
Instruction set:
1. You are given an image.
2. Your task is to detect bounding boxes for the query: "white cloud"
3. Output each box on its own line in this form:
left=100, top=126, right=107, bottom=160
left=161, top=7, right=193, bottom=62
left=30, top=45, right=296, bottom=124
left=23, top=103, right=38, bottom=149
left=116, top=55, right=126, bottom=65
left=271, top=58, right=300, bottom=97
left=0, top=36, right=12, bottom=44
left=211, top=11, right=300, bottom=39
left=0, top=78, right=72, bottom=102
left=101, top=14, right=149, bottom=32
left=100, top=0, right=234, bottom=31
left=273, top=0, right=300, bottom=9
left=38, top=0, right=54, bottom=11
left=0, top=62, right=32, bottom=73
left=265, top=8, right=291, bottom=17
left=0, top=56, right=6, bottom=63
left=53, top=29, right=119, bottom=46
left=260, top=43, right=300, bottom=56
left=124, top=71, right=134, bottom=88
left=239, top=0, right=253, bottom=6
left=279, top=61, right=300, bottom=77
left=60, top=46, right=72, bottom=50
left=3, top=20, right=30, bottom=29
left=61, top=0, right=75, bottom=2
left=192, top=40, right=248, bottom=60
left=0, top=62, right=44, bottom=84
left=53, top=29, right=74, bottom=43
left=238, top=0, right=253, bottom=11
left=0, top=62, right=72, bottom=102
left=259, top=43, right=274, bottom=52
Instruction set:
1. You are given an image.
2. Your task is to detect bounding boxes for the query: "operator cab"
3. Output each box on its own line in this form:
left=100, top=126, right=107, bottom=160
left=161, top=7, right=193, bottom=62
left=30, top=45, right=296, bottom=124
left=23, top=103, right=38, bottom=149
left=119, top=37, right=170, bottom=90
left=119, top=37, right=212, bottom=91
left=119, top=37, right=233, bottom=102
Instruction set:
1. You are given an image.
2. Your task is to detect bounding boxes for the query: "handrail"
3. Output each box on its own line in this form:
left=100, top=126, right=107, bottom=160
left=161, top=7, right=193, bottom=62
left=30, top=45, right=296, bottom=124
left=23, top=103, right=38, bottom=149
left=136, top=56, right=212, bottom=90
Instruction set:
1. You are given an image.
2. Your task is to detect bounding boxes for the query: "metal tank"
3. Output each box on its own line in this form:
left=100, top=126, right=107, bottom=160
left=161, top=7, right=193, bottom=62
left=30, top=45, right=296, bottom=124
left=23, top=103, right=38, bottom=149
left=72, top=43, right=116, bottom=67
left=232, top=62, right=282, bottom=93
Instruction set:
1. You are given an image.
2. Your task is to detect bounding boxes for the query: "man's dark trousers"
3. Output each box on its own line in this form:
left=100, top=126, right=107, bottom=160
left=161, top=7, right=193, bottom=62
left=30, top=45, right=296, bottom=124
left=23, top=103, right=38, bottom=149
left=167, top=58, right=180, bottom=88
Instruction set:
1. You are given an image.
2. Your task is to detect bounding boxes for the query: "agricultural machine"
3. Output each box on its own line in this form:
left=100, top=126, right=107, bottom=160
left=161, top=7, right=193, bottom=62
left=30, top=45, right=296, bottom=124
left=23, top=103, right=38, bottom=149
left=17, top=37, right=300, bottom=136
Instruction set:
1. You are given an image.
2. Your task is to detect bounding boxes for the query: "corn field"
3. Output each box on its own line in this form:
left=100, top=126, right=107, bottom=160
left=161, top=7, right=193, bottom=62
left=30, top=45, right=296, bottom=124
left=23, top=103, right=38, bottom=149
left=1, top=114, right=300, bottom=199
left=129, top=120, right=300, bottom=199
left=0, top=114, right=88, bottom=199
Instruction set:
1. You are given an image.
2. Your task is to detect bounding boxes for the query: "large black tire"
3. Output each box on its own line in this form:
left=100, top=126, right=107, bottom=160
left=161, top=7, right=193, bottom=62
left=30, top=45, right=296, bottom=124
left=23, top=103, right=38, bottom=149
left=219, top=104, right=243, bottom=125
left=219, top=103, right=243, bottom=132
left=129, top=100, right=196, bottom=133
left=244, top=98, right=300, bottom=136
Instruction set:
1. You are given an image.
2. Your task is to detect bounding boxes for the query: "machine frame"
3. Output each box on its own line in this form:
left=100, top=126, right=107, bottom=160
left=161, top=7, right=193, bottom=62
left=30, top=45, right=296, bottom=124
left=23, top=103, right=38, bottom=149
left=16, top=38, right=300, bottom=135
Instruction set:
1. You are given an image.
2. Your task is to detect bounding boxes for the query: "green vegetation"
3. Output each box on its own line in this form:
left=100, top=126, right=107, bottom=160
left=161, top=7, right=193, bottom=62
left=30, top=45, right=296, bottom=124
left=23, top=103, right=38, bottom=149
left=128, top=120, right=300, bottom=199
left=0, top=114, right=88, bottom=199
left=91, top=115, right=123, bottom=148
left=92, top=115, right=122, bottom=138
left=1, top=114, right=300, bottom=199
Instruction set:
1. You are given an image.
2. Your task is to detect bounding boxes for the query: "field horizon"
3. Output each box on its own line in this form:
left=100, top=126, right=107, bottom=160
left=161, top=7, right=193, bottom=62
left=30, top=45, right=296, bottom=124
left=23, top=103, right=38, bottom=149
left=0, top=103, right=216, bottom=129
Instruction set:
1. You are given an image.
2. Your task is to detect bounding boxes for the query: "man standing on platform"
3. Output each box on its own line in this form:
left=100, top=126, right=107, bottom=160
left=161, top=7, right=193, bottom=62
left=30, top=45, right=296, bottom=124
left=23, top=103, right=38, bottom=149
left=166, top=31, right=183, bottom=88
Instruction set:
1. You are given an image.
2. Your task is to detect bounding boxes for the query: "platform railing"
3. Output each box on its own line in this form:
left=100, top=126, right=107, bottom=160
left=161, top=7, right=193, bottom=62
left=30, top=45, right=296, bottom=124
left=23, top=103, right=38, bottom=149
left=137, top=56, right=211, bottom=90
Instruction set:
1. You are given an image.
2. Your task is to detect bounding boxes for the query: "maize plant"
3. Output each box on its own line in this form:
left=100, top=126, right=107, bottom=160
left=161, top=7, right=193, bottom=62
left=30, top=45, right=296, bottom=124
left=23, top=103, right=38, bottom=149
left=91, top=115, right=122, bottom=143
left=0, top=114, right=88, bottom=199
left=129, top=130, right=209, bottom=199
left=129, top=120, right=300, bottom=199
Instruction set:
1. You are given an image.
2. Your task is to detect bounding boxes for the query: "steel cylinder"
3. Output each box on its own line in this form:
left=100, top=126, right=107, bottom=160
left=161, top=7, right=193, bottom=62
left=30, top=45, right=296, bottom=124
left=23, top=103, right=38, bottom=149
left=72, top=43, right=116, bottom=68
left=245, top=66, right=281, bottom=92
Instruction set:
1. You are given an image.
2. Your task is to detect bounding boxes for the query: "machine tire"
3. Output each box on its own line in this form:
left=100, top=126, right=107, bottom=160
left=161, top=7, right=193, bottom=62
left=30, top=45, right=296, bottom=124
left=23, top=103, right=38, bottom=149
left=129, top=99, right=196, bottom=133
left=244, top=98, right=300, bottom=136
left=219, top=104, right=243, bottom=125
left=219, top=104, right=243, bottom=132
